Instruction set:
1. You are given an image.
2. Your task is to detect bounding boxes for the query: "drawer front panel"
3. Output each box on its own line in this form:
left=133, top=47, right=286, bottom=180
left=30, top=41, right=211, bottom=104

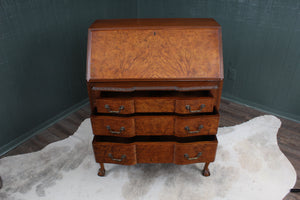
left=175, top=98, right=214, bottom=114
left=95, top=99, right=134, bottom=114
left=92, top=114, right=219, bottom=136
left=92, top=142, right=137, bottom=165
left=175, top=115, right=219, bottom=137
left=135, top=98, right=175, bottom=113
left=135, top=116, right=174, bottom=135
left=93, top=139, right=217, bottom=165
left=95, top=91, right=215, bottom=114
left=136, top=143, right=174, bottom=163
left=91, top=116, right=135, bottom=137
left=174, top=140, right=218, bottom=164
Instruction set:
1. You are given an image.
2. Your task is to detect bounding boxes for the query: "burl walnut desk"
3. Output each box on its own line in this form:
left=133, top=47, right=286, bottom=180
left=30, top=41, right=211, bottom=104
left=86, top=18, right=223, bottom=177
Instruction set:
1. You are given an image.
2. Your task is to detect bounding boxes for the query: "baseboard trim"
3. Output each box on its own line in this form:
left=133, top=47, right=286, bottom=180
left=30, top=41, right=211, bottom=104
left=222, top=94, right=300, bottom=123
left=0, top=98, right=89, bottom=157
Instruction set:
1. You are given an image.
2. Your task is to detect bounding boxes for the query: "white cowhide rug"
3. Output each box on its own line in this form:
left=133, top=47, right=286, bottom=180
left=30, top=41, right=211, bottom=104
left=0, top=115, right=296, bottom=200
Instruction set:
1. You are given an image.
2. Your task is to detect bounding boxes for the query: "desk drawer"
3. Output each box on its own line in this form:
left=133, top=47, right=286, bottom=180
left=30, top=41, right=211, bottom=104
left=92, top=137, right=217, bottom=165
left=95, top=91, right=215, bottom=114
left=91, top=113, right=219, bottom=137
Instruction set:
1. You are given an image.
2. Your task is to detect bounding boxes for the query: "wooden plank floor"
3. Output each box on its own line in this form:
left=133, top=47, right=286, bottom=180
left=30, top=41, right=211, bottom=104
left=1, top=99, right=299, bottom=199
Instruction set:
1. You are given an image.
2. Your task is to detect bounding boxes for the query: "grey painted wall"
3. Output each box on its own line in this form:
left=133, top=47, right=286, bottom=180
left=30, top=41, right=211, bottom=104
left=0, top=0, right=299, bottom=154
left=0, top=0, right=137, bottom=153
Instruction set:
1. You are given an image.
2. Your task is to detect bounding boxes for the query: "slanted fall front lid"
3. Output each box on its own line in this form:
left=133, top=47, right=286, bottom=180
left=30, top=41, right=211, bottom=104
left=87, top=18, right=223, bottom=81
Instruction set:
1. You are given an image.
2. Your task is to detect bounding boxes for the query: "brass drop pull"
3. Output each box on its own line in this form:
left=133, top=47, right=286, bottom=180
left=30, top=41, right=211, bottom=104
left=108, top=153, right=126, bottom=162
left=106, top=126, right=125, bottom=134
left=105, top=104, right=124, bottom=113
left=185, top=104, right=205, bottom=113
left=184, top=125, right=204, bottom=134
left=184, top=152, right=202, bottom=160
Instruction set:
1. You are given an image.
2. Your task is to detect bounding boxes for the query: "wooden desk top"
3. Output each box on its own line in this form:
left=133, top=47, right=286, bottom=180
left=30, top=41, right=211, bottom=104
left=89, top=18, right=220, bottom=30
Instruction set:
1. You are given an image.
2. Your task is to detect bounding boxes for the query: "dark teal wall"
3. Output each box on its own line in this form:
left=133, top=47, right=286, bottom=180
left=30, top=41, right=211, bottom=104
left=0, top=0, right=299, bottom=154
left=136, top=0, right=300, bottom=121
left=0, top=0, right=137, bottom=153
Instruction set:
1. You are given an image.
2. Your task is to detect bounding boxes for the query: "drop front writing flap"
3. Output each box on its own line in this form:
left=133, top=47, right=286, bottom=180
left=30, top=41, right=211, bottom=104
left=87, top=18, right=223, bottom=81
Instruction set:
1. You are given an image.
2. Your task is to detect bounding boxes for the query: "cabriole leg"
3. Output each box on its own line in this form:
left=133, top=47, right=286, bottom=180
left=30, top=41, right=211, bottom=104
left=98, top=163, right=105, bottom=176
left=202, top=162, right=210, bottom=177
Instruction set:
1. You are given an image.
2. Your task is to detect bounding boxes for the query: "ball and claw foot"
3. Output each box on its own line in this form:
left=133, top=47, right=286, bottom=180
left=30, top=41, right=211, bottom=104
left=98, top=163, right=105, bottom=176
left=202, top=162, right=210, bottom=177
left=98, top=168, right=105, bottom=176
left=202, top=168, right=210, bottom=176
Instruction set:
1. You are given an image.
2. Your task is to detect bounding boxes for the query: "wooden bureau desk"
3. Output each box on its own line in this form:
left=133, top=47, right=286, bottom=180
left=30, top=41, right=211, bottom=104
left=86, top=18, right=223, bottom=177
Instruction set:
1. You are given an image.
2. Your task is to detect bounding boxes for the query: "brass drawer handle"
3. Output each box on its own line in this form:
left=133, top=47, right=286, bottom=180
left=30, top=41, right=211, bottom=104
left=185, top=104, right=205, bottom=113
left=184, top=152, right=202, bottom=160
left=104, top=104, right=124, bottom=113
left=184, top=125, right=203, bottom=134
left=108, top=153, right=126, bottom=162
left=106, top=126, right=125, bottom=134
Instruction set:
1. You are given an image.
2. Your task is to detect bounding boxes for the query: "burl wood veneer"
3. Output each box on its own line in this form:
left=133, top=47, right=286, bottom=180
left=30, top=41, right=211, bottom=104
left=86, top=18, right=223, bottom=177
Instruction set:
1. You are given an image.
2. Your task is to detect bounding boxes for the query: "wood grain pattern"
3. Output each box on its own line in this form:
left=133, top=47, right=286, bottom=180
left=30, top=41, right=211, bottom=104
left=135, top=116, right=174, bottom=135
left=92, top=141, right=137, bottom=165
left=174, top=140, right=218, bottom=164
left=92, top=139, right=217, bottom=165
left=175, top=98, right=214, bottom=114
left=91, top=115, right=135, bottom=137
left=95, top=99, right=134, bottom=114
left=88, top=81, right=223, bottom=117
left=92, top=89, right=216, bottom=114
left=91, top=114, right=219, bottom=137
left=95, top=97, right=214, bottom=114
left=135, top=98, right=175, bottom=113
left=175, top=115, right=220, bottom=137
left=136, top=143, right=174, bottom=163
left=88, top=28, right=222, bottom=80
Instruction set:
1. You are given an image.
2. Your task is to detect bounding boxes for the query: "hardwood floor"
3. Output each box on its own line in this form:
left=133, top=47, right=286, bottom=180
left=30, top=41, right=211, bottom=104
left=1, top=99, right=299, bottom=199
